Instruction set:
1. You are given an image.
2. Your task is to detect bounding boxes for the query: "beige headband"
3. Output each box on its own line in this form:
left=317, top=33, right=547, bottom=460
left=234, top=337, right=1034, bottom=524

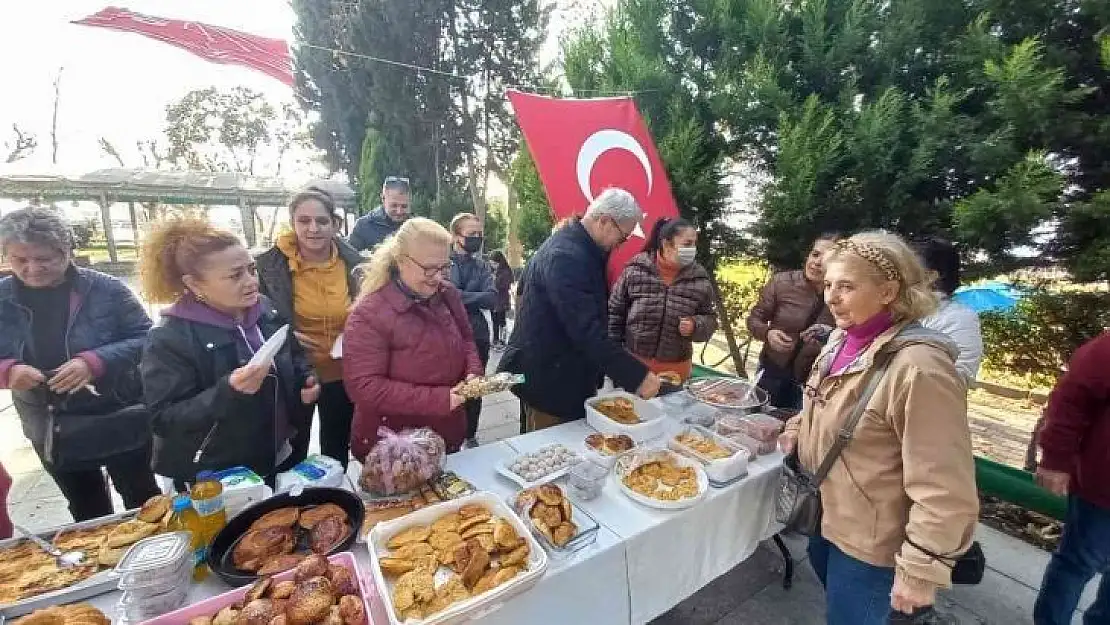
left=834, top=239, right=901, bottom=282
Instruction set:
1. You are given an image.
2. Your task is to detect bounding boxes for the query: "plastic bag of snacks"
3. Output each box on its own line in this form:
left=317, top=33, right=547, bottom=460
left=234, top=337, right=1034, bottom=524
left=358, top=427, right=446, bottom=495
left=453, top=372, right=526, bottom=400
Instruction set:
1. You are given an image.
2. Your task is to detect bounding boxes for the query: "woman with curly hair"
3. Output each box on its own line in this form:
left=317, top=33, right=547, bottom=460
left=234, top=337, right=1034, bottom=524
left=138, top=218, right=320, bottom=486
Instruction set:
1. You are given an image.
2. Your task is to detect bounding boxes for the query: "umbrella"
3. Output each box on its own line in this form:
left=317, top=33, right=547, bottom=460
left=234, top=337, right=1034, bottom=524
left=953, top=283, right=1021, bottom=313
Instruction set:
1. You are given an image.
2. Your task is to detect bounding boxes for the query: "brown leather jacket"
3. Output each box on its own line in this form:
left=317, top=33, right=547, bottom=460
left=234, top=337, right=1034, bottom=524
left=608, top=253, right=717, bottom=363
left=746, top=270, right=834, bottom=379
left=784, top=322, right=978, bottom=593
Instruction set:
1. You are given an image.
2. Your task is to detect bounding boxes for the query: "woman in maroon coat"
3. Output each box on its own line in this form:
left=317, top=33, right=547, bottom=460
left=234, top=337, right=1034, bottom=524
left=343, top=218, right=483, bottom=458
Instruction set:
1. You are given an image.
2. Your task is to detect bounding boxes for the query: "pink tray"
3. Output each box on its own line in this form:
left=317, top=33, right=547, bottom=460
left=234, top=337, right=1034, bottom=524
left=140, top=552, right=380, bottom=624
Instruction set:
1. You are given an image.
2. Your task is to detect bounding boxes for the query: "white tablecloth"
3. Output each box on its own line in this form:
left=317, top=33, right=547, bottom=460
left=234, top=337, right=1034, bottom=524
left=86, top=403, right=780, bottom=625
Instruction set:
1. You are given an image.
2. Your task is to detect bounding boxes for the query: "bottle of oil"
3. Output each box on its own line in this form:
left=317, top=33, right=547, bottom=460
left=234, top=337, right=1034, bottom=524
left=191, top=470, right=228, bottom=554
left=165, top=495, right=209, bottom=581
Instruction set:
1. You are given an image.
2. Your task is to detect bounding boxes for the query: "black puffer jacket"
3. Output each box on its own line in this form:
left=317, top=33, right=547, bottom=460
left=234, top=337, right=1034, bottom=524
left=255, top=236, right=364, bottom=325
left=141, top=296, right=312, bottom=481
left=608, top=253, right=717, bottom=362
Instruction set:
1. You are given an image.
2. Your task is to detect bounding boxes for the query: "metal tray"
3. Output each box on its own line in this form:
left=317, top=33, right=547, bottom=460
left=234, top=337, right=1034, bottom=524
left=685, top=376, right=769, bottom=411
left=0, top=509, right=136, bottom=618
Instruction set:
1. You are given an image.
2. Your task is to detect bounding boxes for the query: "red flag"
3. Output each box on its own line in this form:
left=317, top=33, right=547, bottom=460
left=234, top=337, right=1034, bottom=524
left=508, top=90, right=681, bottom=281
left=73, top=7, right=294, bottom=87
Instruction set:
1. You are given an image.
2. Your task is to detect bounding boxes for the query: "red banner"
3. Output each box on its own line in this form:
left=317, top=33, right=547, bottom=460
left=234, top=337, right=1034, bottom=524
left=508, top=90, right=681, bottom=281
left=73, top=7, right=294, bottom=87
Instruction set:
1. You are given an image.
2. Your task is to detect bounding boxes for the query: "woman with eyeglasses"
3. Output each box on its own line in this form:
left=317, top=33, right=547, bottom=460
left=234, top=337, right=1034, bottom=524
left=139, top=218, right=320, bottom=487
left=256, top=188, right=364, bottom=469
left=343, top=218, right=483, bottom=458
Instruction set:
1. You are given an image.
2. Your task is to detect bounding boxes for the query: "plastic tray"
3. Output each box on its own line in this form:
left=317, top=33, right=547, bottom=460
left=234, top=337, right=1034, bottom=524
left=508, top=494, right=599, bottom=558
left=367, top=492, right=549, bottom=625
left=612, top=449, right=709, bottom=511
left=584, top=392, right=667, bottom=443
left=139, top=551, right=378, bottom=625
left=667, top=425, right=749, bottom=484
left=495, top=444, right=579, bottom=489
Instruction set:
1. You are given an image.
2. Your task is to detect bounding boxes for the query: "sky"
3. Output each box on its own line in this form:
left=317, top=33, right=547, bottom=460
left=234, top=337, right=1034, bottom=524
left=0, top=1, right=300, bottom=176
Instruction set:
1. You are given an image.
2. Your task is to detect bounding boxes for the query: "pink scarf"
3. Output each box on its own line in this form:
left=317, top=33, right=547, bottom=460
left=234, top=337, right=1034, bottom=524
left=830, top=312, right=893, bottom=374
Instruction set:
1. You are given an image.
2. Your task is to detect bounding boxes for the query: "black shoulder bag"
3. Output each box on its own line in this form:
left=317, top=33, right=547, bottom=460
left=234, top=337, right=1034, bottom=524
left=42, top=385, right=152, bottom=471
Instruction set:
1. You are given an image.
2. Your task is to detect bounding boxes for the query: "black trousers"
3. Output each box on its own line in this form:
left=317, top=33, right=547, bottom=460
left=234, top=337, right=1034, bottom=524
left=491, top=311, right=507, bottom=343
left=288, top=380, right=356, bottom=470
left=41, top=447, right=160, bottom=522
left=464, top=342, right=491, bottom=439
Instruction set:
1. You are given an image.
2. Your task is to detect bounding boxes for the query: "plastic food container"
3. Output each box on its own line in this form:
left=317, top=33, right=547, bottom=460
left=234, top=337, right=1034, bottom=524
left=567, top=459, right=608, bottom=501
left=584, top=392, right=666, bottom=442
left=115, top=532, right=192, bottom=589
left=713, top=428, right=761, bottom=461
left=529, top=499, right=599, bottom=558
left=117, top=554, right=191, bottom=595
left=117, top=582, right=190, bottom=623
left=668, top=425, right=749, bottom=484
left=716, top=414, right=779, bottom=455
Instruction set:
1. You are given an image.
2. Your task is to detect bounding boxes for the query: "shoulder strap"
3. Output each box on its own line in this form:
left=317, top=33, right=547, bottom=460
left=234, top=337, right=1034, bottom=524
left=811, top=353, right=894, bottom=485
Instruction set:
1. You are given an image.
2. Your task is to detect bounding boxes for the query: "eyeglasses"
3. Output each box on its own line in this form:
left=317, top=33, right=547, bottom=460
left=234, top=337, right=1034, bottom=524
left=610, top=217, right=635, bottom=245
left=404, top=255, right=451, bottom=278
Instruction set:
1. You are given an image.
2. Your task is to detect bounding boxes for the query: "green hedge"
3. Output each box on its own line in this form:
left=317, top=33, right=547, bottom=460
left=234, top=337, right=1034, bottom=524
left=715, top=259, right=771, bottom=337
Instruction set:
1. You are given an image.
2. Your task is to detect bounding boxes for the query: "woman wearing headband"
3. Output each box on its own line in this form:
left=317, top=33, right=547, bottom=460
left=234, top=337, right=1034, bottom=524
left=608, top=218, right=716, bottom=383
left=779, top=232, right=978, bottom=624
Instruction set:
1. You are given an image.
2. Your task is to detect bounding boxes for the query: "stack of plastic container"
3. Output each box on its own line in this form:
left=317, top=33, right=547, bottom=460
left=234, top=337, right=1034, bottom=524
left=114, top=531, right=193, bottom=623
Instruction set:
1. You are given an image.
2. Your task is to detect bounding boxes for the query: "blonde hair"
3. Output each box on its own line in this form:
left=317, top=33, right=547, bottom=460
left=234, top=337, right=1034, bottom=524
left=824, top=230, right=938, bottom=322
left=357, top=217, right=452, bottom=298
left=449, top=212, right=478, bottom=235
left=139, top=217, right=241, bottom=304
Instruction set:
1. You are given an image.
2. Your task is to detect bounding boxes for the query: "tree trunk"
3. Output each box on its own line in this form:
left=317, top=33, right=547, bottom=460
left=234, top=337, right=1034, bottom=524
left=506, top=173, right=523, bottom=268
left=238, top=199, right=258, bottom=248
left=128, top=201, right=140, bottom=247
left=99, top=193, right=118, bottom=263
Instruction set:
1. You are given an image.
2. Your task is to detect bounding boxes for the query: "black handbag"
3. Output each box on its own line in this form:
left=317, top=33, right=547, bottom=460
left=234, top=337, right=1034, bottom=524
left=905, top=537, right=986, bottom=586
left=774, top=355, right=893, bottom=535
left=42, top=390, right=152, bottom=471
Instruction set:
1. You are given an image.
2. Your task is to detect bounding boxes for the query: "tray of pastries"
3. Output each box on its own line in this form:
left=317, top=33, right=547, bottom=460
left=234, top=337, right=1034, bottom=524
left=584, top=392, right=667, bottom=442
left=511, top=484, right=598, bottom=555
left=368, top=492, right=548, bottom=625
left=11, top=602, right=110, bottom=625
left=613, top=449, right=709, bottom=510
left=582, top=433, right=635, bottom=467
left=0, top=494, right=175, bottom=618
left=668, top=425, right=750, bottom=485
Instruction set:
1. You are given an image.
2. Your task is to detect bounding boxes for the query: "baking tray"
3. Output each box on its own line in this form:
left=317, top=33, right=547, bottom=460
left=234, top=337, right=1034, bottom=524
left=0, top=510, right=136, bottom=618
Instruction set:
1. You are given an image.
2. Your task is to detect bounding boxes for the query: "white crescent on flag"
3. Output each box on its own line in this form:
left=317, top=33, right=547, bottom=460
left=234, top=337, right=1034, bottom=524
left=575, top=129, right=653, bottom=238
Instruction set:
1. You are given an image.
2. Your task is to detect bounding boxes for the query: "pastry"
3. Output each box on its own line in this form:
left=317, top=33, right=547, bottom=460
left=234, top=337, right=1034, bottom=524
left=257, top=554, right=307, bottom=576
left=294, top=554, right=331, bottom=581
left=595, top=397, right=639, bottom=424
left=327, top=564, right=359, bottom=596
left=430, top=512, right=461, bottom=534
left=386, top=525, right=431, bottom=549
left=238, top=598, right=277, bottom=625
left=457, top=504, right=489, bottom=519
left=499, top=543, right=530, bottom=567
left=245, top=578, right=273, bottom=603
left=492, top=518, right=520, bottom=549
left=14, top=604, right=110, bottom=625
left=299, top=504, right=348, bottom=529
left=308, top=516, right=348, bottom=554
left=103, top=519, right=159, bottom=548
left=586, top=433, right=635, bottom=455
left=454, top=539, right=490, bottom=588
left=391, top=542, right=434, bottom=560
left=337, top=594, right=366, bottom=625
left=233, top=526, right=296, bottom=572
left=379, top=557, right=414, bottom=577
left=250, top=507, right=300, bottom=532
left=96, top=540, right=128, bottom=567
left=271, top=580, right=297, bottom=599
left=137, top=494, right=173, bottom=523
left=460, top=522, right=494, bottom=539
left=427, top=530, right=463, bottom=552
left=286, top=576, right=336, bottom=625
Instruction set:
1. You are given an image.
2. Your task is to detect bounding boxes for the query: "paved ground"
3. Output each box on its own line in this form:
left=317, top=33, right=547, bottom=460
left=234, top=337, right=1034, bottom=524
left=1, top=344, right=1098, bottom=624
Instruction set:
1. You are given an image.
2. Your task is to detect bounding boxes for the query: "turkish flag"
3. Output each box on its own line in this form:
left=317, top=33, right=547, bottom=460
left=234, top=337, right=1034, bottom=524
left=508, top=90, right=680, bottom=282
left=73, top=7, right=294, bottom=87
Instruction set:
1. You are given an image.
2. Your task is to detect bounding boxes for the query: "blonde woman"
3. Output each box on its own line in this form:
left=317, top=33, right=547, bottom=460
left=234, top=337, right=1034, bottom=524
left=779, top=231, right=978, bottom=624
left=342, top=218, right=483, bottom=459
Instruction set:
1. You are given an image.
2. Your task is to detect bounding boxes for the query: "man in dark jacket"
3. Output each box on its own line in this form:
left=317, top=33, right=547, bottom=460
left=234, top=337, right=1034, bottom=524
left=448, top=212, right=497, bottom=447
left=499, top=189, right=660, bottom=430
left=0, top=206, right=158, bottom=521
left=348, top=176, right=411, bottom=252
left=1034, top=332, right=1110, bottom=625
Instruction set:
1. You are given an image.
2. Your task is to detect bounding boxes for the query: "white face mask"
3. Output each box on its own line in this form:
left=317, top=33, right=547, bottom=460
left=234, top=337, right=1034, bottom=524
left=676, top=246, right=697, bottom=266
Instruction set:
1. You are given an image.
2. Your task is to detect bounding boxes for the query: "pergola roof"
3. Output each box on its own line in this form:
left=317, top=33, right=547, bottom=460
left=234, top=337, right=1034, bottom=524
left=0, top=167, right=356, bottom=208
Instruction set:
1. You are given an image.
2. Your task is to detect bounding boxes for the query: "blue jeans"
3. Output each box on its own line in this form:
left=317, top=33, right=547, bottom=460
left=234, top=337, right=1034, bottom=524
left=809, top=535, right=896, bottom=625
left=1034, top=495, right=1110, bottom=625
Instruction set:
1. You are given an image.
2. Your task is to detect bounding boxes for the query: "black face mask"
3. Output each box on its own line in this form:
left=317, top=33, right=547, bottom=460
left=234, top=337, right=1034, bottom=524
left=462, top=235, right=484, bottom=254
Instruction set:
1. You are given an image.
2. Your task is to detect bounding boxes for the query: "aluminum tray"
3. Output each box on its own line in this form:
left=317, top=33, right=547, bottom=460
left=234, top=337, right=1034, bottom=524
left=685, top=376, right=769, bottom=412
left=0, top=510, right=136, bottom=618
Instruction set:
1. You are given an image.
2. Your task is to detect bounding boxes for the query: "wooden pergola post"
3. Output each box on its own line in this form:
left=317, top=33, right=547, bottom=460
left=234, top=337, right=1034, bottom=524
left=238, top=197, right=257, bottom=248
left=127, top=201, right=140, bottom=248
left=98, top=192, right=118, bottom=263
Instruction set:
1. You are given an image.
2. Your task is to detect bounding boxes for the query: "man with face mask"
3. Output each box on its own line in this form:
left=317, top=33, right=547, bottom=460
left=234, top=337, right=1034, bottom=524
left=499, top=188, right=661, bottom=432
left=348, top=176, right=411, bottom=252
left=448, top=213, right=497, bottom=447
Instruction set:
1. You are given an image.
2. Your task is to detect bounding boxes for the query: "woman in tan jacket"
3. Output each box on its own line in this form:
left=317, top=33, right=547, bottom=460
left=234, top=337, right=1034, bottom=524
left=780, top=231, right=978, bottom=624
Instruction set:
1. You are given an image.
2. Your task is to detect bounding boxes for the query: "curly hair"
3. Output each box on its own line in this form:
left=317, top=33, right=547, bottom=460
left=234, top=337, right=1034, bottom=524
left=0, top=206, right=75, bottom=257
left=823, top=230, right=938, bottom=323
left=139, top=217, right=241, bottom=303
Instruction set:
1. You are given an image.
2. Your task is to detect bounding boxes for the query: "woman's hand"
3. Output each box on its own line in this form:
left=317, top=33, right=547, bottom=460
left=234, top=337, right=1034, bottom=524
left=294, top=331, right=326, bottom=354
left=890, top=576, right=936, bottom=615
left=48, top=359, right=93, bottom=394
left=229, top=363, right=269, bottom=395
left=449, top=391, right=466, bottom=411
left=678, top=317, right=695, bottom=337
left=800, top=324, right=833, bottom=344
left=301, top=376, right=322, bottom=404
left=9, top=364, right=46, bottom=391
left=778, top=431, right=798, bottom=455
left=767, top=329, right=796, bottom=352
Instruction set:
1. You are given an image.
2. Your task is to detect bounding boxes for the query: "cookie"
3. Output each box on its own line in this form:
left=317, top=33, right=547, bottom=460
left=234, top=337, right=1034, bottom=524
left=387, top=525, right=432, bottom=550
